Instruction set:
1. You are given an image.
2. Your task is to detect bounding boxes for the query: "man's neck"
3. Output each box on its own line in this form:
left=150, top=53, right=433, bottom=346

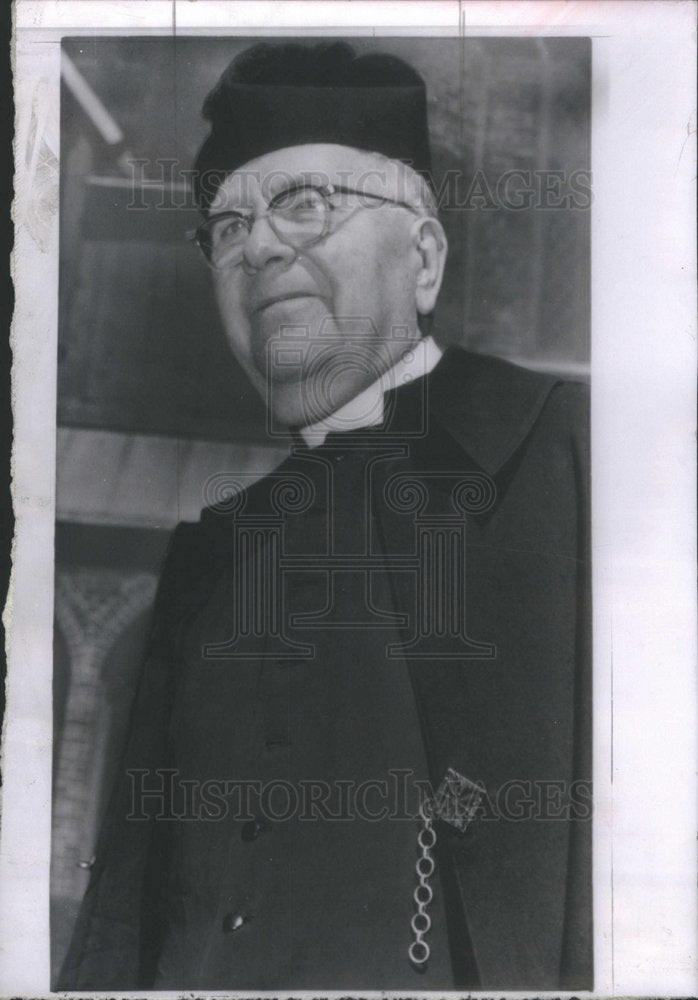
left=299, top=336, right=443, bottom=448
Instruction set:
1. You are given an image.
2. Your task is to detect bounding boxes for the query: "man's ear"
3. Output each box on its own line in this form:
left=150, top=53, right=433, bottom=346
left=410, top=216, right=448, bottom=317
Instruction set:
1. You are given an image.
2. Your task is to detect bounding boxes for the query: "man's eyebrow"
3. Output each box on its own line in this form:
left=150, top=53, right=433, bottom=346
left=266, top=172, right=329, bottom=198
left=209, top=174, right=323, bottom=216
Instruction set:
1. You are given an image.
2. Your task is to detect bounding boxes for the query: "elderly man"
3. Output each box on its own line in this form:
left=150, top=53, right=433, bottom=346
left=59, top=42, right=591, bottom=992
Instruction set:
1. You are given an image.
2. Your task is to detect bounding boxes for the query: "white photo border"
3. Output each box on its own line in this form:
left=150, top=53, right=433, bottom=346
left=4, top=1, right=696, bottom=996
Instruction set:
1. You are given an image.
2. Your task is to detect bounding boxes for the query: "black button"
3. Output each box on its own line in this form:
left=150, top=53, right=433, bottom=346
left=241, top=819, right=266, bottom=842
left=222, top=913, right=246, bottom=933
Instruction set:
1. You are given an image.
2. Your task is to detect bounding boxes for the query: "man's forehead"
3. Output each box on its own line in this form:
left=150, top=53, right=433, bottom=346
left=210, top=143, right=402, bottom=210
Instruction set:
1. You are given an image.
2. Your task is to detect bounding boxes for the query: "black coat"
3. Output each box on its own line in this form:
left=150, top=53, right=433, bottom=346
left=58, top=347, right=592, bottom=991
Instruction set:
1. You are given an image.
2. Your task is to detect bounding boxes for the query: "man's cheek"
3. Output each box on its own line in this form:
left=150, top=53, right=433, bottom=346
left=219, top=302, right=254, bottom=364
left=214, top=276, right=245, bottom=320
left=324, top=263, right=371, bottom=320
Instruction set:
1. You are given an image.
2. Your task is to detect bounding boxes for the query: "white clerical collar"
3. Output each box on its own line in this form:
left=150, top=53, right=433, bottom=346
left=299, top=335, right=443, bottom=448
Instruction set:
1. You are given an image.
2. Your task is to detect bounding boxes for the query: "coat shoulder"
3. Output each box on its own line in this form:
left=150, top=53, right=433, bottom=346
left=430, top=346, right=587, bottom=474
left=146, top=517, right=229, bottom=650
left=536, top=378, right=590, bottom=468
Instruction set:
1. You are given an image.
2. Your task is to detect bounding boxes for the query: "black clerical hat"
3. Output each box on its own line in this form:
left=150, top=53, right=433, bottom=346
left=193, top=41, right=432, bottom=210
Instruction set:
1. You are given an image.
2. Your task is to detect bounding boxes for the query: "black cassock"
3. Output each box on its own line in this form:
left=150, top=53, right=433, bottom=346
left=58, top=346, right=592, bottom=991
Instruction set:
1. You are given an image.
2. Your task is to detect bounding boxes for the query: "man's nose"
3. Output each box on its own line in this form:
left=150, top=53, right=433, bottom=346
left=242, top=216, right=296, bottom=270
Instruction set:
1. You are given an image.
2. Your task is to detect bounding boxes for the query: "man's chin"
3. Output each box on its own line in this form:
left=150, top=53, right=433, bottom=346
left=250, top=299, right=328, bottom=366
left=266, top=382, right=321, bottom=430
left=267, top=373, right=375, bottom=431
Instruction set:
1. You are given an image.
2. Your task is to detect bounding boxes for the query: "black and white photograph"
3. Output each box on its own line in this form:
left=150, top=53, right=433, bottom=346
left=53, top=31, right=592, bottom=992
left=3, top=2, right=696, bottom=997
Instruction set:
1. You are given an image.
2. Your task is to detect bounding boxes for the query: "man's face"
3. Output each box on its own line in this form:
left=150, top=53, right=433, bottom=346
left=208, top=144, right=427, bottom=428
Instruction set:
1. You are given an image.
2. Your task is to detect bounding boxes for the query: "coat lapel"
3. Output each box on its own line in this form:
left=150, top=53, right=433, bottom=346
left=373, top=348, right=578, bottom=988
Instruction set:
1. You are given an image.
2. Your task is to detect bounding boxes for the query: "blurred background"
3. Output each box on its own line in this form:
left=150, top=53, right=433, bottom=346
left=52, top=35, right=590, bottom=979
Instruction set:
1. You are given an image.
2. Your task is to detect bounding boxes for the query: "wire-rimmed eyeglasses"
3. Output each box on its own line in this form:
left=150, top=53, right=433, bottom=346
left=188, top=182, right=420, bottom=270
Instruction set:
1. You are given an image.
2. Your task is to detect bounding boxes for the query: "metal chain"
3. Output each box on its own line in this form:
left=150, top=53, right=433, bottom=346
left=408, top=796, right=437, bottom=968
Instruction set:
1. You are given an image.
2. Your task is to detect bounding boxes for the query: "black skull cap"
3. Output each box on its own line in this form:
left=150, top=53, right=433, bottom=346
left=193, top=41, right=432, bottom=211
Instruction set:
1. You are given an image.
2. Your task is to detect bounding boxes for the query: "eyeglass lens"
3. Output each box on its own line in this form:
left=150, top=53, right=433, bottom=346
left=204, top=186, right=330, bottom=268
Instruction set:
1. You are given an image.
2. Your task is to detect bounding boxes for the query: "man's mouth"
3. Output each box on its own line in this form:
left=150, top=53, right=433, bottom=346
left=251, top=292, right=319, bottom=315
